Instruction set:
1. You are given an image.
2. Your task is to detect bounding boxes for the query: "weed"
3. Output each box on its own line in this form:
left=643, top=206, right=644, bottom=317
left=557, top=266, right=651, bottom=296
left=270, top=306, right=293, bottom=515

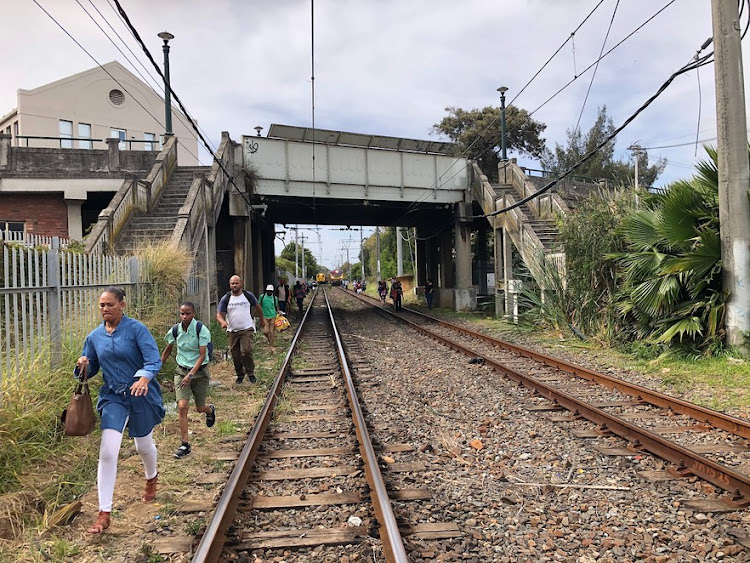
left=185, top=517, right=205, bottom=535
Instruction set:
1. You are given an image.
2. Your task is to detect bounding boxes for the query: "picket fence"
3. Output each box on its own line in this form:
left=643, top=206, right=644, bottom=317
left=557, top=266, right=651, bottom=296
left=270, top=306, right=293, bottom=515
left=0, top=237, right=148, bottom=393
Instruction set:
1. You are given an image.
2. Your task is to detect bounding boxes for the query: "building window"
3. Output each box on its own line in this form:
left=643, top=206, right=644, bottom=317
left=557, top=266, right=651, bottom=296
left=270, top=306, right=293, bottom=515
left=13, top=121, right=18, bottom=139
left=78, top=123, right=92, bottom=149
left=143, top=132, right=156, bottom=151
left=0, top=221, right=25, bottom=234
left=110, top=128, right=126, bottom=150
left=4, top=126, right=9, bottom=135
left=59, top=119, right=73, bottom=148
left=109, top=89, right=125, bottom=106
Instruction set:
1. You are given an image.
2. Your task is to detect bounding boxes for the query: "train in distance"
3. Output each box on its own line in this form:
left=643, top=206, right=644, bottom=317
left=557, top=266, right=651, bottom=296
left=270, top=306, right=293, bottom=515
left=329, top=269, right=344, bottom=286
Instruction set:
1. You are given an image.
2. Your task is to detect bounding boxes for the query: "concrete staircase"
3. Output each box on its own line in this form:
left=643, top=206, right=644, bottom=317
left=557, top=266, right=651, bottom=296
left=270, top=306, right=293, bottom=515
left=492, top=183, right=559, bottom=250
left=116, top=166, right=210, bottom=253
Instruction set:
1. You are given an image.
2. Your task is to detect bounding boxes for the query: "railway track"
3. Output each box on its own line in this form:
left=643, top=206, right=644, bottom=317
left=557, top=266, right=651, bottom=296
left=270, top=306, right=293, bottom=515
left=347, top=289, right=750, bottom=513
left=193, top=290, right=458, bottom=562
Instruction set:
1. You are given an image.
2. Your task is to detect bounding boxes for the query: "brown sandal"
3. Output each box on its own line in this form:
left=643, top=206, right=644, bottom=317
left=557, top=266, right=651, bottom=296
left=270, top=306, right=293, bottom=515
left=142, top=474, right=158, bottom=502
left=87, top=511, right=110, bottom=534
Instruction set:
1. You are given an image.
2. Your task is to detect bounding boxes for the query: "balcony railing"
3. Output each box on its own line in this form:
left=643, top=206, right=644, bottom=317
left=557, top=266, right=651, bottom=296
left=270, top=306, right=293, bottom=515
left=14, top=135, right=161, bottom=151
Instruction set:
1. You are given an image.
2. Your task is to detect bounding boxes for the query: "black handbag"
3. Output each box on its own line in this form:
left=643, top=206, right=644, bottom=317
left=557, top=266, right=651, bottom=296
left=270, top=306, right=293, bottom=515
left=61, top=366, right=96, bottom=436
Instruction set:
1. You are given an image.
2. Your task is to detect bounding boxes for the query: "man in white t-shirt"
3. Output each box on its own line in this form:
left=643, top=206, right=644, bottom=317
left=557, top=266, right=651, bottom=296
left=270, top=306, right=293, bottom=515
left=216, top=275, right=265, bottom=384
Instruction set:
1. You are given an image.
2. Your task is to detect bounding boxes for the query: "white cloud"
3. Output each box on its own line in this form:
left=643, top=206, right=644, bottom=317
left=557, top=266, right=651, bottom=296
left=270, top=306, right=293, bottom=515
left=1, top=0, right=744, bottom=267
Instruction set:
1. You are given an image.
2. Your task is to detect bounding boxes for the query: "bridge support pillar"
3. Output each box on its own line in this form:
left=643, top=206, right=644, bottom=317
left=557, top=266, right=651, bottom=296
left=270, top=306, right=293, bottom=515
left=233, top=217, right=252, bottom=290
left=454, top=204, right=476, bottom=311
left=494, top=226, right=513, bottom=318
left=252, top=221, right=263, bottom=294
left=426, top=234, right=439, bottom=289
left=437, top=227, right=454, bottom=308
left=415, top=229, right=427, bottom=289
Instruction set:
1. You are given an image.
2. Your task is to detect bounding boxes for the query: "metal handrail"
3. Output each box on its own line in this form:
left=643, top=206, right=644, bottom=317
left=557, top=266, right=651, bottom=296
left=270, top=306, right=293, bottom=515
left=323, top=290, right=408, bottom=563
left=15, top=135, right=159, bottom=150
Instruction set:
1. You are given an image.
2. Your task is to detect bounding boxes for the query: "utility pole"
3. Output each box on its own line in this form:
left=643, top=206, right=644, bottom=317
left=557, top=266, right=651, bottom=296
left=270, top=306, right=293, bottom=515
left=627, top=144, right=642, bottom=191
left=300, top=234, right=307, bottom=280
left=360, top=226, right=365, bottom=280
left=376, top=226, right=381, bottom=281
left=712, top=0, right=750, bottom=351
left=293, top=227, right=299, bottom=279
left=396, top=226, right=404, bottom=276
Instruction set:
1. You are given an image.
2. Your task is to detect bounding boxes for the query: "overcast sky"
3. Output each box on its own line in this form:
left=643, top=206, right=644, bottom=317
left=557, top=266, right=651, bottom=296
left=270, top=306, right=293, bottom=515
left=1, top=0, right=744, bottom=269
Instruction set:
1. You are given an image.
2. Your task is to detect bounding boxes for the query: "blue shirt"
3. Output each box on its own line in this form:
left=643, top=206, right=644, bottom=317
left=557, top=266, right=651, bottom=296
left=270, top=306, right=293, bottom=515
left=80, top=315, right=164, bottom=437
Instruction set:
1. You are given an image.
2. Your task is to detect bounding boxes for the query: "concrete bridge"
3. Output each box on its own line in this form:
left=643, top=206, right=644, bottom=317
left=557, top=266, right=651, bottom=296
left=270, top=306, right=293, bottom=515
left=75, top=124, right=570, bottom=319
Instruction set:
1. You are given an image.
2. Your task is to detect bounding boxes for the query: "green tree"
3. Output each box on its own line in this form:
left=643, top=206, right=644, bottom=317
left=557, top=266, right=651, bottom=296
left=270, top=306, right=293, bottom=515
left=279, top=242, right=319, bottom=279
left=541, top=106, right=666, bottom=187
left=432, top=105, right=547, bottom=181
left=611, top=146, right=725, bottom=354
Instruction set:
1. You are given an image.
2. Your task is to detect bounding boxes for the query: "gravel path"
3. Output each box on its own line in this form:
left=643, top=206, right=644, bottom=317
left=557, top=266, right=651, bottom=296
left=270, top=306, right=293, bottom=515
left=332, top=291, right=750, bottom=562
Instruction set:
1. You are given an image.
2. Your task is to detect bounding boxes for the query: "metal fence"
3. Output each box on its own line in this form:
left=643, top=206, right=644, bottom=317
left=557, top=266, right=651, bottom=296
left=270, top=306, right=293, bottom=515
left=0, top=238, right=144, bottom=395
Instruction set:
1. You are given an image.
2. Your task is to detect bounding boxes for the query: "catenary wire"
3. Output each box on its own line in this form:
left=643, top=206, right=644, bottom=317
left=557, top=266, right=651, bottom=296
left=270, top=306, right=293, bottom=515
left=477, top=48, right=717, bottom=220
left=574, top=0, right=620, bottom=134
left=86, top=0, right=219, bottom=153
left=110, top=0, right=259, bottom=212
left=399, top=0, right=683, bottom=223
left=30, top=0, right=202, bottom=165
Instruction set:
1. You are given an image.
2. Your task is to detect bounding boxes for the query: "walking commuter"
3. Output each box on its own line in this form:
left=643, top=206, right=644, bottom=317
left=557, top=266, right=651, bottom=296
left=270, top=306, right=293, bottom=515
left=391, top=278, right=403, bottom=311
left=161, top=302, right=215, bottom=460
left=260, top=284, right=280, bottom=351
left=378, top=280, right=388, bottom=303
left=76, top=287, right=164, bottom=534
left=276, top=280, right=290, bottom=314
left=216, top=275, right=265, bottom=384
left=424, top=279, right=435, bottom=310
left=294, top=280, right=306, bottom=314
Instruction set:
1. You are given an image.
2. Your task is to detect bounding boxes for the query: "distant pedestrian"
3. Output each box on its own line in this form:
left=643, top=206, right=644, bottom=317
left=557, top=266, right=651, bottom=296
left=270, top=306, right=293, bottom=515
left=424, top=279, right=434, bottom=310
left=390, top=277, right=403, bottom=311
left=161, top=302, right=215, bottom=460
left=76, top=287, right=164, bottom=534
left=260, top=284, right=279, bottom=351
left=216, top=275, right=265, bottom=384
left=276, top=280, right=290, bottom=314
left=294, top=280, right=306, bottom=314
left=378, top=280, right=388, bottom=303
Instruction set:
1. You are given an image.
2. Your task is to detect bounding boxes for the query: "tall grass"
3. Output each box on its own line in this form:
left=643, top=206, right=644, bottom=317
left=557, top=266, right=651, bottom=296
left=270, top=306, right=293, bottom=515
left=0, top=242, right=192, bottom=540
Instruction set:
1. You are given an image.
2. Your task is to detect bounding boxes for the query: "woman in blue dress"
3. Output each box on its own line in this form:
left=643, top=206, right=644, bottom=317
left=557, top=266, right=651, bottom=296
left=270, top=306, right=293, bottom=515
left=76, top=286, right=164, bottom=534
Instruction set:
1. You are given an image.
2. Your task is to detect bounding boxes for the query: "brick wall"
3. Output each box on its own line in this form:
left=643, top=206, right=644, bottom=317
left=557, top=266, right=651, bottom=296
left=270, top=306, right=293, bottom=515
left=0, top=193, right=68, bottom=237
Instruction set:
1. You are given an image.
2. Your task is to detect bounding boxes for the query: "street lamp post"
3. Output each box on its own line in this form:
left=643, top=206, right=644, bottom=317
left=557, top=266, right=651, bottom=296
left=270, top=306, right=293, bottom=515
left=497, top=86, right=509, bottom=161
left=158, top=31, right=174, bottom=137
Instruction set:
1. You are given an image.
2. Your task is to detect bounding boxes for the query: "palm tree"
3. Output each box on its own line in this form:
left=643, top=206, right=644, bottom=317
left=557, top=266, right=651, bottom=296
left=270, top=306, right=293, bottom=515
left=612, top=147, right=726, bottom=353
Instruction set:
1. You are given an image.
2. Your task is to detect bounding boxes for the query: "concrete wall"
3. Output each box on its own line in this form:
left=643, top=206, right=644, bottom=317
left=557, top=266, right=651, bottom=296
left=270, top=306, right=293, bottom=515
left=0, top=61, right=198, bottom=166
left=3, top=147, right=155, bottom=177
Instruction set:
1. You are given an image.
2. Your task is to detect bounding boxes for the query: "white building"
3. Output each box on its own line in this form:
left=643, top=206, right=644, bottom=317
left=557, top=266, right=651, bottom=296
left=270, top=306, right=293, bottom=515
left=0, top=60, right=198, bottom=165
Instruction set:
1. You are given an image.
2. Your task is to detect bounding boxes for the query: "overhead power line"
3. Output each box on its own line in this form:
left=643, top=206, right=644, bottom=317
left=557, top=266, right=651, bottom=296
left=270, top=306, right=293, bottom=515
left=111, top=0, right=260, bottom=214
left=477, top=39, right=716, bottom=219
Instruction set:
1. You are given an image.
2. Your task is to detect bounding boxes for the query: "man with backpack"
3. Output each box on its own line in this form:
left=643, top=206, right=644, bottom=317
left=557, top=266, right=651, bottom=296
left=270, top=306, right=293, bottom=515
left=216, top=275, right=265, bottom=384
left=260, top=284, right=280, bottom=351
left=161, top=301, right=215, bottom=459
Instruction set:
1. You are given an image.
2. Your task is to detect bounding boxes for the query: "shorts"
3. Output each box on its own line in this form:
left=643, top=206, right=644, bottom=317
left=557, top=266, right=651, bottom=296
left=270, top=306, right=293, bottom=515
left=174, top=365, right=210, bottom=406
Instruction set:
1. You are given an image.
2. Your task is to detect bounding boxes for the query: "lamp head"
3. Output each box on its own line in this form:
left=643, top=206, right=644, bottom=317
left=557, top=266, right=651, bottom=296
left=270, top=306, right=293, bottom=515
left=497, top=86, right=509, bottom=94
left=158, top=31, right=174, bottom=43
left=254, top=125, right=263, bottom=137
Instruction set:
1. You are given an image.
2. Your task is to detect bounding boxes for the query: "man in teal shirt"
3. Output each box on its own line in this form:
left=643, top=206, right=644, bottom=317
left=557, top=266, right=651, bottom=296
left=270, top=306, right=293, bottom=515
left=161, top=302, right=215, bottom=459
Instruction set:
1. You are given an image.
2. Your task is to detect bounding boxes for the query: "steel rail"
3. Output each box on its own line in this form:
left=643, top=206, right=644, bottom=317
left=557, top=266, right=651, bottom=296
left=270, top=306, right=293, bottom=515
left=354, top=291, right=750, bottom=440
left=192, top=293, right=316, bottom=563
left=348, top=290, right=750, bottom=503
left=323, top=290, right=409, bottom=562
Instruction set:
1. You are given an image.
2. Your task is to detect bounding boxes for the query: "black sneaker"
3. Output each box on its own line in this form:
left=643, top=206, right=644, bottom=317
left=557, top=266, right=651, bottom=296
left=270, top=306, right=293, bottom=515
left=174, top=443, right=191, bottom=459
left=235, top=374, right=244, bottom=384
left=206, top=404, right=216, bottom=428
left=248, top=373, right=257, bottom=383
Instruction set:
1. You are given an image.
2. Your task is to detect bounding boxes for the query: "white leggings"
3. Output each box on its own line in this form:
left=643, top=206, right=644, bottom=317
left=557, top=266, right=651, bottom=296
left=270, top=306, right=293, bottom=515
left=98, top=427, right=157, bottom=512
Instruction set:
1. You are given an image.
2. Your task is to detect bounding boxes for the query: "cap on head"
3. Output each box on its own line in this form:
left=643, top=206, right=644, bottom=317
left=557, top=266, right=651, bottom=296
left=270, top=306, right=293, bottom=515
left=266, top=284, right=274, bottom=291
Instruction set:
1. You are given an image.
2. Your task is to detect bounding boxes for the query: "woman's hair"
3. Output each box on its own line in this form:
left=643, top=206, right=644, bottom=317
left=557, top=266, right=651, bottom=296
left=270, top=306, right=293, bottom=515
left=101, top=286, right=126, bottom=301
